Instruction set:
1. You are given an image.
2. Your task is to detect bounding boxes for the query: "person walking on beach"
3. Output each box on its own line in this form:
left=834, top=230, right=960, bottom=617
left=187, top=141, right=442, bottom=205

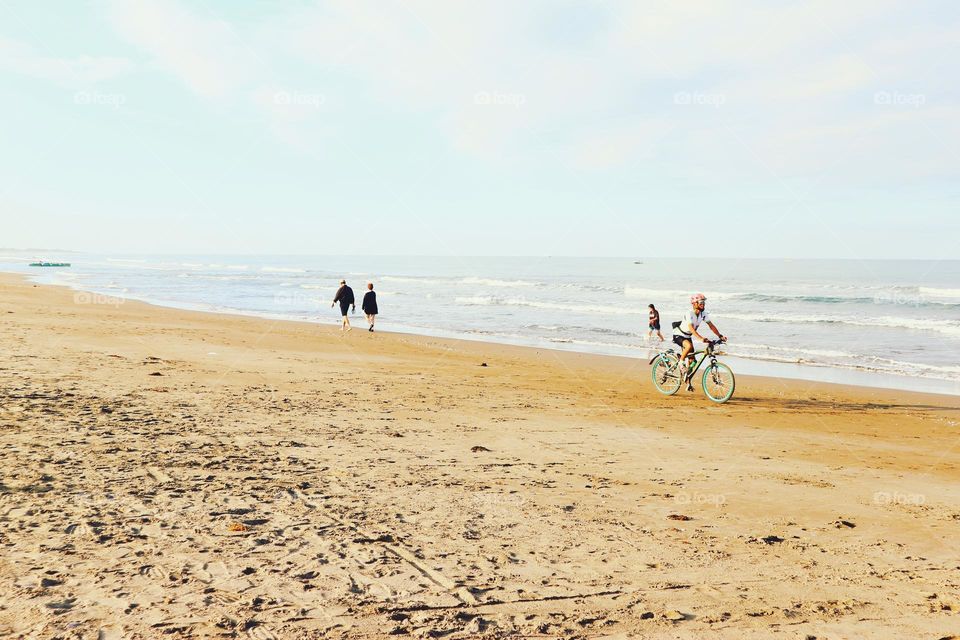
left=647, top=303, right=664, bottom=341
left=362, top=282, right=378, bottom=332
left=332, top=279, right=355, bottom=331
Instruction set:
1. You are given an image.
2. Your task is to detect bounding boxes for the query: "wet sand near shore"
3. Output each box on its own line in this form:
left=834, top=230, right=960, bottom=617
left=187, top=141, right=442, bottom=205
left=1, top=272, right=959, bottom=639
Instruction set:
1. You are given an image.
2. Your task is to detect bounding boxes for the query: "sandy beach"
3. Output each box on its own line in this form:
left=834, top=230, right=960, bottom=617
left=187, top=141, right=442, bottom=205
left=1, top=272, right=959, bottom=639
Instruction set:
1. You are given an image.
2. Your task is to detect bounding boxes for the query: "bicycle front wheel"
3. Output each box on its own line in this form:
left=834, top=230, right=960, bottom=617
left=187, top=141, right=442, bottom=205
left=702, top=362, right=735, bottom=403
left=651, top=353, right=683, bottom=395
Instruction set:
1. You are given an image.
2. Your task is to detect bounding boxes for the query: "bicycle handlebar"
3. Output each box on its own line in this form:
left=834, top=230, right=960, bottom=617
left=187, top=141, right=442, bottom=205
left=705, top=337, right=727, bottom=353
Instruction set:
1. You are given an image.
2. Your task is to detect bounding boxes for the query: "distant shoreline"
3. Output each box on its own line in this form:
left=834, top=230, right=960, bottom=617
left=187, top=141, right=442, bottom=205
left=5, top=268, right=958, bottom=398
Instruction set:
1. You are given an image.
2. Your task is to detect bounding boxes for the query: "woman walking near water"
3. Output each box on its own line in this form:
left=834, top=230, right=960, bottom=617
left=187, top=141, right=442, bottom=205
left=648, top=303, right=664, bottom=341
left=362, top=282, right=378, bottom=332
left=332, top=279, right=355, bottom=331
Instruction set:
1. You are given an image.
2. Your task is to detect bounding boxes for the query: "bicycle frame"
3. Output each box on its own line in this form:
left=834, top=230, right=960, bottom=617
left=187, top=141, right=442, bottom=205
left=649, top=341, right=720, bottom=379
left=684, top=349, right=709, bottom=379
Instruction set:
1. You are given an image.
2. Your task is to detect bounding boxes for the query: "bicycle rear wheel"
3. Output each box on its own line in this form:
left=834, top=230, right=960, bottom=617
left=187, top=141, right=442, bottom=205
left=702, top=362, right=735, bottom=403
left=651, top=353, right=683, bottom=395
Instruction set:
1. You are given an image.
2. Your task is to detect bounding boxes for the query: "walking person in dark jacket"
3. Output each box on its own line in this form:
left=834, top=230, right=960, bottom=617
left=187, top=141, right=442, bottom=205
left=362, top=282, right=378, bottom=332
left=331, top=279, right=355, bottom=331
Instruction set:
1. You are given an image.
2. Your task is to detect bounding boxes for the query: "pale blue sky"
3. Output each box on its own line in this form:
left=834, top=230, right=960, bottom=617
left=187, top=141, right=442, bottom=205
left=1, top=1, right=957, bottom=258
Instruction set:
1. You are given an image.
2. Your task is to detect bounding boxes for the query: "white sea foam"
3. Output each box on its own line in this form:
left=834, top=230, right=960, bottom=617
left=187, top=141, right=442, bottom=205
left=454, top=296, right=647, bottom=314
left=261, top=266, right=303, bottom=273
left=460, top=277, right=537, bottom=287
left=721, top=312, right=960, bottom=338
left=624, top=286, right=741, bottom=301
left=177, top=273, right=257, bottom=282
left=920, top=287, right=960, bottom=300
left=381, top=275, right=450, bottom=285
left=732, top=342, right=856, bottom=359
left=454, top=296, right=497, bottom=306
left=547, top=337, right=631, bottom=350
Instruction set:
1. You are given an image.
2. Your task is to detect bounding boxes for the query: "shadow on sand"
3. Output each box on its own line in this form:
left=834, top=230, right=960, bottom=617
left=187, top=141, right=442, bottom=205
left=725, top=396, right=960, bottom=413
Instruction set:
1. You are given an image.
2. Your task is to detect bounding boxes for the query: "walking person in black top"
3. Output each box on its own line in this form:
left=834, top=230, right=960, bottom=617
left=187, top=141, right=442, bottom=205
left=647, top=303, right=664, bottom=341
left=332, top=279, right=355, bottom=331
left=362, top=282, right=378, bottom=332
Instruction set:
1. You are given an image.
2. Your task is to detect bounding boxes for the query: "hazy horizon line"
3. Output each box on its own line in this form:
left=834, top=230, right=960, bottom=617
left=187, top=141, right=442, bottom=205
left=2, top=249, right=956, bottom=262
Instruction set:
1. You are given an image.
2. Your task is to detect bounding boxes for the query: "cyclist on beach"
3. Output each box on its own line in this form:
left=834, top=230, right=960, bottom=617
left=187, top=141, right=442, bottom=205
left=673, top=293, right=726, bottom=391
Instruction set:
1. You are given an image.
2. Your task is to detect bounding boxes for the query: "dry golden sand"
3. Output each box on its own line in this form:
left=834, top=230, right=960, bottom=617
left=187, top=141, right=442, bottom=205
left=1, top=272, right=959, bottom=639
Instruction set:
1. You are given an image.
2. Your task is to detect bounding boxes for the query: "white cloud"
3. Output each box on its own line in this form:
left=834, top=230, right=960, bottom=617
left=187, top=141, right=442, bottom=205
left=252, top=0, right=952, bottom=174
left=571, top=119, right=674, bottom=170
left=106, top=0, right=258, bottom=98
left=761, top=106, right=960, bottom=180
left=92, top=0, right=960, bottom=182
left=269, top=1, right=515, bottom=105
left=775, top=56, right=875, bottom=100
left=258, top=1, right=620, bottom=157
left=0, top=36, right=133, bottom=86
left=609, top=0, right=891, bottom=76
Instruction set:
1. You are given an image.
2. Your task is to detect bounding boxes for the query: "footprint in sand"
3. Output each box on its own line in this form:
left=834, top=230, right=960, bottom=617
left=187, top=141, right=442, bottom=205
left=203, top=561, right=230, bottom=580
left=45, top=597, right=76, bottom=612
left=287, top=560, right=321, bottom=581
left=183, top=561, right=212, bottom=583
left=139, top=565, right=168, bottom=582
left=211, top=590, right=242, bottom=605
left=65, top=522, right=92, bottom=536
left=246, top=625, right=278, bottom=640
left=97, top=626, right=123, bottom=640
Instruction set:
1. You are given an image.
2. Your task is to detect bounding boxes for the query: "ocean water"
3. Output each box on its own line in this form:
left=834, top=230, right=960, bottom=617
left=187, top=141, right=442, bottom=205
left=3, top=253, right=959, bottom=395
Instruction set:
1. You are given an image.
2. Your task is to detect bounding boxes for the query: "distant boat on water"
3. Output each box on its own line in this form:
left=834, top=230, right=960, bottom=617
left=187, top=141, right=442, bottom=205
left=29, top=261, right=71, bottom=267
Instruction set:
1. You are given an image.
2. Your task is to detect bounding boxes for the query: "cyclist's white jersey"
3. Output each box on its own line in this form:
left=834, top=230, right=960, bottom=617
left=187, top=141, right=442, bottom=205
left=674, top=309, right=711, bottom=336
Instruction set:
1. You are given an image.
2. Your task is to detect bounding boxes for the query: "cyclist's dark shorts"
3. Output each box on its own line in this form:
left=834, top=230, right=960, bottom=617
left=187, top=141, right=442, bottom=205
left=673, top=334, right=692, bottom=349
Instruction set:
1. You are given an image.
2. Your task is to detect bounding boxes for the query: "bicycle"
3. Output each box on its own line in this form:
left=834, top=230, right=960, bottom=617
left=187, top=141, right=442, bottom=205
left=649, top=339, right=735, bottom=403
